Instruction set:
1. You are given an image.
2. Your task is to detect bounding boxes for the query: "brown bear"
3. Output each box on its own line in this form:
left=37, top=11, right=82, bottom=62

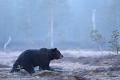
left=10, top=48, right=63, bottom=74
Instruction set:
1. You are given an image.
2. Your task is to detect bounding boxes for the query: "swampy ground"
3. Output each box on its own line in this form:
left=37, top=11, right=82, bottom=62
left=0, top=50, right=120, bottom=80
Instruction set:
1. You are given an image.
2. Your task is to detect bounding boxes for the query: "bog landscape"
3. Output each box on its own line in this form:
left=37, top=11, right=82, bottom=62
left=0, top=0, right=120, bottom=80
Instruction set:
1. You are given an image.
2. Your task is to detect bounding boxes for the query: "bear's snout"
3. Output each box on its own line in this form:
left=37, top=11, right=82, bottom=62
left=60, top=54, right=63, bottom=59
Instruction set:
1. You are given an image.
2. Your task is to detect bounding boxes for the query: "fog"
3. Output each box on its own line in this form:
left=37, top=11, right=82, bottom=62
left=0, top=0, right=120, bottom=51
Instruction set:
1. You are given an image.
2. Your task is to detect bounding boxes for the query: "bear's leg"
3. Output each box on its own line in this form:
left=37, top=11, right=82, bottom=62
left=10, top=60, right=20, bottom=73
left=10, top=66, right=20, bottom=73
left=24, top=67, right=35, bottom=74
left=39, top=66, right=42, bottom=71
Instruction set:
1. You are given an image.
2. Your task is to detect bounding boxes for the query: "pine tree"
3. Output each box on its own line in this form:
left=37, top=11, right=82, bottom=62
left=109, top=29, right=120, bottom=54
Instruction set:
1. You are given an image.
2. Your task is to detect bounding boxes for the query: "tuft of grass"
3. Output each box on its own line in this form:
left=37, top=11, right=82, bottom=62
left=0, top=62, right=10, bottom=68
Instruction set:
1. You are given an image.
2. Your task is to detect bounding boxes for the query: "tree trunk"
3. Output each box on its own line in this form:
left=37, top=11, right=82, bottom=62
left=99, top=44, right=103, bottom=55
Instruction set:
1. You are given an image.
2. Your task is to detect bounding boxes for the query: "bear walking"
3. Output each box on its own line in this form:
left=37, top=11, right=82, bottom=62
left=10, top=48, right=63, bottom=74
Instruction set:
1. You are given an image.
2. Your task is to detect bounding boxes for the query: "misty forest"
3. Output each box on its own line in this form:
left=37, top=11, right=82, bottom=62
left=0, top=0, right=120, bottom=80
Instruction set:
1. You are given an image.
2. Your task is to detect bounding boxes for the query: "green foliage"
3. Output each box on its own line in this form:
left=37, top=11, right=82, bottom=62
left=109, top=29, right=120, bottom=54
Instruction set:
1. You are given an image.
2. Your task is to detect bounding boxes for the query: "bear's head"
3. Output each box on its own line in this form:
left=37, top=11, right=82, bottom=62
left=50, top=48, right=63, bottom=60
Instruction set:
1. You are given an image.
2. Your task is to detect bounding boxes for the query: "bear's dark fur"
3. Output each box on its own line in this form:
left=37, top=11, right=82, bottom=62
left=10, top=48, right=63, bottom=74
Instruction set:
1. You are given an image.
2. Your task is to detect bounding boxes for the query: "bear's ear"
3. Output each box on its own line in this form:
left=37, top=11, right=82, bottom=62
left=52, top=48, right=57, bottom=51
left=54, top=48, right=57, bottom=50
